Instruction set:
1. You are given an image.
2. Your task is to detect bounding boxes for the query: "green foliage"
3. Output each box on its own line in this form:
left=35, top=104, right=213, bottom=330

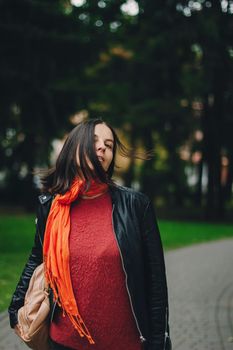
left=0, top=0, right=119, bottom=205
left=0, top=0, right=232, bottom=217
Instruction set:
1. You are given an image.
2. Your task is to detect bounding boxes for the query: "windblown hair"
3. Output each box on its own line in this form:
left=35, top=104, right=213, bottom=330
left=40, top=118, right=141, bottom=194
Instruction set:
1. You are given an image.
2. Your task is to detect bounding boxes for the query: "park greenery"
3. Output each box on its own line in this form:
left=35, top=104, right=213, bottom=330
left=0, top=0, right=232, bottom=220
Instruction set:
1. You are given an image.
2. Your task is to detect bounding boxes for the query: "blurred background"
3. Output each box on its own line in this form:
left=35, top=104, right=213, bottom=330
left=1, top=3, right=233, bottom=347
left=0, top=0, right=233, bottom=221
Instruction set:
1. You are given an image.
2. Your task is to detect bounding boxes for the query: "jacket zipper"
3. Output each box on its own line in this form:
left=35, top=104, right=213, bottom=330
left=164, top=306, right=169, bottom=350
left=111, top=204, right=146, bottom=343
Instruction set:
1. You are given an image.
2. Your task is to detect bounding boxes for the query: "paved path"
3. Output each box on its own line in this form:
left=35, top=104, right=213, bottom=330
left=1, top=239, right=233, bottom=350
left=166, top=239, right=233, bottom=350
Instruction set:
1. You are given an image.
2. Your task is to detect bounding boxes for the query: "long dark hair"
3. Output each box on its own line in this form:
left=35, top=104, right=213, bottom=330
left=40, top=118, right=136, bottom=194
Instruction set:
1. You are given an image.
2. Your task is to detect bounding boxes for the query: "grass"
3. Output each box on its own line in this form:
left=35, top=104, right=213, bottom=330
left=159, top=220, right=233, bottom=249
left=0, top=215, right=35, bottom=313
left=0, top=253, right=29, bottom=312
left=0, top=214, right=233, bottom=312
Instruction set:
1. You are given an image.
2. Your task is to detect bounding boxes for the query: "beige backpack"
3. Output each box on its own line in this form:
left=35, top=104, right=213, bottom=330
left=17, top=263, right=50, bottom=350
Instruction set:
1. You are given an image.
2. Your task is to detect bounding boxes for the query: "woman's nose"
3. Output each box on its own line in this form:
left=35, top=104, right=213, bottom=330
left=96, top=141, right=106, bottom=151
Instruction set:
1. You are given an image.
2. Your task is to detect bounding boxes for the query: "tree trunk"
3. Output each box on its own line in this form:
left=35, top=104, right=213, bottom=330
left=203, top=95, right=216, bottom=219
left=224, top=153, right=233, bottom=202
left=195, top=158, right=203, bottom=207
left=123, top=126, right=136, bottom=188
left=140, top=127, right=155, bottom=200
left=123, top=157, right=135, bottom=188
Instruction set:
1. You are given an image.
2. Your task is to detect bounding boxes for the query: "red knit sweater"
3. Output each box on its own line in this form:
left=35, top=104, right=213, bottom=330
left=49, top=191, right=142, bottom=350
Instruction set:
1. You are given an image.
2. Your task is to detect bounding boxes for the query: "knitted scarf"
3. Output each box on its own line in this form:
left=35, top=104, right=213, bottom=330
left=43, top=177, right=108, bottom=344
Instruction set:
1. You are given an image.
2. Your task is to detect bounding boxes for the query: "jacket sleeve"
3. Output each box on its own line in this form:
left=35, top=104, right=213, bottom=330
left=8, top=195, right=51, bottom=328
left=141, top=200, right=171, bottom=350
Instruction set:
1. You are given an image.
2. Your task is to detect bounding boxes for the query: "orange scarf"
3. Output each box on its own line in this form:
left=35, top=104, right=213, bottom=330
left=43, top=178, right=108, bottom=344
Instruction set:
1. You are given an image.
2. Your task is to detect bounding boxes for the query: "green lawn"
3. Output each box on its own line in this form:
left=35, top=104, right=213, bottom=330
left=160, top=220, right=233, bottom=249
left=0, top=215, right=36, bottom=312
left=1, top=214, right=233, bottom=312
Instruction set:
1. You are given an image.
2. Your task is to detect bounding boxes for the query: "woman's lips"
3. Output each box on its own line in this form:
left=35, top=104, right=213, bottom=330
left=97, top=156, right=104, bottom=162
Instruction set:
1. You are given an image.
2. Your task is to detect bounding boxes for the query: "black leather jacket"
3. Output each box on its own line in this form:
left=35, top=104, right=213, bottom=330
left=8, top=184, right=171, bottom=350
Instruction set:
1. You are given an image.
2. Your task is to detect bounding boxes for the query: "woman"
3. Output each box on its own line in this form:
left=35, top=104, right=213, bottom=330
left=9, top=119, right=171, bottom=350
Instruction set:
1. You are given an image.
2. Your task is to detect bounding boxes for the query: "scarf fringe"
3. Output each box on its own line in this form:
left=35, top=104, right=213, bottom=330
left=45, top=262, right=95, bottom=344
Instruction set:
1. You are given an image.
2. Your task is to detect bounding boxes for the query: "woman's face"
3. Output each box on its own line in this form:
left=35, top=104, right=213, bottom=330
left=76, top=123, right=114, bottom=172
left=94, top=123, right=114, bottom=171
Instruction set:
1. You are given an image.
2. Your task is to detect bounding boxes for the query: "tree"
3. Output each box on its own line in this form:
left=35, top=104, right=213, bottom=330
left=176, top=0, right=233, bottom=219
left=0, top=0, right=123, bottom=207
